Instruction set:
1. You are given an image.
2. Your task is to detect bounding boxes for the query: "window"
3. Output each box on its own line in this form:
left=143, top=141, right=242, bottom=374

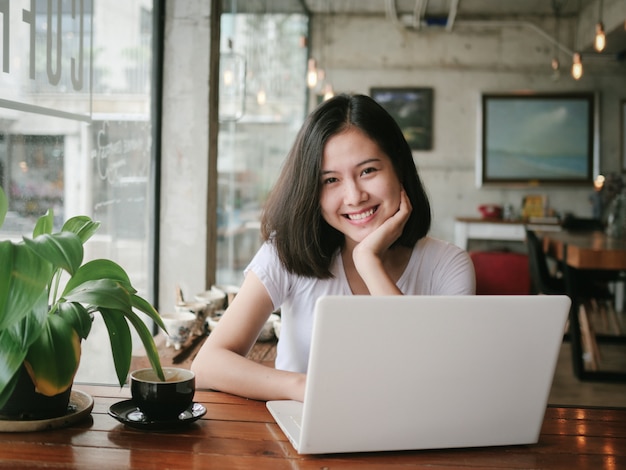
left=0, top=0, right=159, bottom=384
left=216, top=10, right=309, bottom=285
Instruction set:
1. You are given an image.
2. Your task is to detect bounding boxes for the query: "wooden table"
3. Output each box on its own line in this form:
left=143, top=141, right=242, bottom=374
left=543, top=230, right=626, bottom=271
left=1, top=384, right=624, bottom=469
left=542, top=230, right=626, bottom=382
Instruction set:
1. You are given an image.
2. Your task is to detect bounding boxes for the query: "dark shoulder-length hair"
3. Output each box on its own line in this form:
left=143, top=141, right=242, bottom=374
left=260, top=93, right=431, bottom=278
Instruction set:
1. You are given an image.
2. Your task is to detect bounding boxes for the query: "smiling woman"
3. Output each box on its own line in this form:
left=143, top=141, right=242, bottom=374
left=190, top=94, right=475, bottom=402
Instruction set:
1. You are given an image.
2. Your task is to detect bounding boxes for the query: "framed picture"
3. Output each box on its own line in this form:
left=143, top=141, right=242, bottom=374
left=622, top=99, right=626, bottom=171
left=480, top=92, right=597, bottom=186
left=370, top=87, right=433, bottom=150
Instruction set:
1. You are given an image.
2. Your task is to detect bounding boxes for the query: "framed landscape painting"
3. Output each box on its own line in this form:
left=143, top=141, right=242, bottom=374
left=481, top=92, right=596, bottom=186
left=370, top=87, right=433, bottom=150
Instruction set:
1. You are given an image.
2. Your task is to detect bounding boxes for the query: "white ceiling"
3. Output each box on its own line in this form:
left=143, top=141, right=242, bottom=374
left=222, top=0, right=626, bottom=57
left=223, top=0, right=592, bottom=16
left=303, top=0, right=590, bottom=17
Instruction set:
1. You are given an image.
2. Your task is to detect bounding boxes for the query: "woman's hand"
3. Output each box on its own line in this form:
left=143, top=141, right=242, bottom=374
left=351, top=190, right=412, bottom=295
left=353, top=189, right=412, bottom=260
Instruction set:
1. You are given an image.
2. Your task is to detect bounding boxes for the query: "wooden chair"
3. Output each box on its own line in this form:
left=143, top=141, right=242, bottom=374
left=525, top=228, right=616, bottom=370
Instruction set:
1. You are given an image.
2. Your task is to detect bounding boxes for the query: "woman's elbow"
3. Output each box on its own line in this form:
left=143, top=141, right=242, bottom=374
left=190, top=347, right=216, bottom=390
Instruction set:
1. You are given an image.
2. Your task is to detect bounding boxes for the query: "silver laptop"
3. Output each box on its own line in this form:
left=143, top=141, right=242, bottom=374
left=266, top=295, right=570, bottom=454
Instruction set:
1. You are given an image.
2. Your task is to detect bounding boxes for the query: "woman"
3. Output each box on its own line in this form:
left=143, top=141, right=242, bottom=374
left=191, top=94, right=475, bottom=401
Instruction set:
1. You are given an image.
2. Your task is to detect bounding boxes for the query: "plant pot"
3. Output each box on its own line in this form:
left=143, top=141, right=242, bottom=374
left=0, top=365, right=72, bottom=420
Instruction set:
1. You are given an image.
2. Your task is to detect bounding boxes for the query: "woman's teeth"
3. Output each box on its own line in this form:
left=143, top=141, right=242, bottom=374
left=347, top=208, right=375, bottom=220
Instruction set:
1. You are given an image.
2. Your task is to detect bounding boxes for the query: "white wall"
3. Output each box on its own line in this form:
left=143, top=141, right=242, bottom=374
left=309, top=13, right=626, bottom=242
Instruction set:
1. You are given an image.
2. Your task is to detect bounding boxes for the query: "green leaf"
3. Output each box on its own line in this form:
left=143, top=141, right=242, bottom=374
left=62, top=279, right=132, bottom=311
left=0, top=306, right=48, bottom=405
left=122, top=310, right=165, bottom=382
left=100, top=309, right=133, bottom=387
left=24, top=314, right=81, bottom=397
left=0, top=329, right=29, bottom=408
left=0, top=243, right=52, bottom=331
left=0, top=310, right=48, bottom=404
left=57, top=302, right=93, bottom=339
left=0, top=241, right=14, bottom=327
left=23, top=232, right=84, bottom=276
left=0, top=186, right=7, bottom=229
left=33, top=210, right=54, bottom=237
left=5, top=307, right=49, bottom=352
left=131, top=294, right=167, bottom=333
left=61, top=216, right=101, bottom=244
left=0, top=371, right=19, bottom=410
left=63, top=259, right=134, bottom=296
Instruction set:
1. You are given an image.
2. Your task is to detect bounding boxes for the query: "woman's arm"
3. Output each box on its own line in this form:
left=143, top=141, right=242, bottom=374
left=190, top=271, right=306, bottom=401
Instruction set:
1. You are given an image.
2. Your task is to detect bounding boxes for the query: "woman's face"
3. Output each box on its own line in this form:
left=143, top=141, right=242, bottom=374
left=319, top=127, right=402, bottom=248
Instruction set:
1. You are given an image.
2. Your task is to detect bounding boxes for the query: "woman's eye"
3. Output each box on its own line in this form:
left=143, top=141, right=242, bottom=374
left=361, top=167, right=378, bottom=176
left=323, top=177, right=338, bottom=185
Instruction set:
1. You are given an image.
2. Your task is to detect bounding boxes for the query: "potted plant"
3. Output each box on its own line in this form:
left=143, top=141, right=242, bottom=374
left=0, top=186, right=166, bottom=419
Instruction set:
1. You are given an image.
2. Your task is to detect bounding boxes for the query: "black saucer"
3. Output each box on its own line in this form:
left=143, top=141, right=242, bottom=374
left=108, top=400, right=206, bottom=431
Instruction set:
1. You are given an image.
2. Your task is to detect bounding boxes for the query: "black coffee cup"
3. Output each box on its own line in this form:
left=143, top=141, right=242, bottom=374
left=130, top=367, right=195, bottom=420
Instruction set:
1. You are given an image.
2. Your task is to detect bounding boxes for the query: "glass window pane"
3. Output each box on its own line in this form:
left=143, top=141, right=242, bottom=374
left=0, top=0, right=156, bottom=385
left=216, top=12, right=309, bottom=286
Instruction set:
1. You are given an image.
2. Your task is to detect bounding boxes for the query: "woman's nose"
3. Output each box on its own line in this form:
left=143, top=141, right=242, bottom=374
left=343, top=180, right=366, bottom=205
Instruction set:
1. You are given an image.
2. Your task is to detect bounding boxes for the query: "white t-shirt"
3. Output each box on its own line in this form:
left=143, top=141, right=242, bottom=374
left=245, top=236, right=476, bottom=373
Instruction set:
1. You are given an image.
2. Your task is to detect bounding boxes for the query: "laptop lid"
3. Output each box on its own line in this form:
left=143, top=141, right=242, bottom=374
left=267, top=295, right=570, bottom=454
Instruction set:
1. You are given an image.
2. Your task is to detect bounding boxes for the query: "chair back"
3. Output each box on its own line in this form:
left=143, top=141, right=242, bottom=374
left=469, top=250, right=530, bottom=295
left=525, top=228, right=564, bottom=295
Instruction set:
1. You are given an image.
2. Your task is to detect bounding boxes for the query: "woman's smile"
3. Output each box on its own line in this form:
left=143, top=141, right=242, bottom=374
left=344, top=205, right=378, bottom=222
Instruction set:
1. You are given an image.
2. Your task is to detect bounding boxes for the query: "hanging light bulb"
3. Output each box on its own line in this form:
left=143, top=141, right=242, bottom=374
left=571, top=52, right=583, bottom=80
left=257, top=87, right=266, bottom=106
left=594, top=0, right=606, bottom=52
left=223, top=37, right=235, bottom=87
left=594, top=174, right=606, bottom=191
left=551, top=57, right=560, bottom=81
left=307, top=58, right=318, bottom=88
left=223, top=68, right=234, bottom=87
left=551, top=57, right=560, bottom=72
left=322, top=83, right=334, bottom=101
left=594, top=22, right=606, bottom=52
left=550, top=3, right=561, bottom=80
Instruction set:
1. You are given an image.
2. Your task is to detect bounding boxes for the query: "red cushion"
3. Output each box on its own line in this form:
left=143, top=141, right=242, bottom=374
left=469, top=251, right=531, bottom=295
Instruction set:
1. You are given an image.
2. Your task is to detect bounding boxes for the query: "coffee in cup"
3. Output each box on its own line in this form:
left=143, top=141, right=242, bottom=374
left=130, top=367, right=195, bottom=420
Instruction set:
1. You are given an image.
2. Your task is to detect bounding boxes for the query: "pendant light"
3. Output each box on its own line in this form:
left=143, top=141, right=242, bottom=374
left=551, top=0, right=562, bottom=79
left=594, top=0, right=606, bottom=52
left=322, top=83, right=334, bottom=101
left=571, top=52, right=583, bottom=80
left=307, top=58, right=318, bottom=88
left=594, top=23, right=606, bottom=52
left=256, top=87, right=267, bottom=106
left=570, top=1, right=583, bottom=80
